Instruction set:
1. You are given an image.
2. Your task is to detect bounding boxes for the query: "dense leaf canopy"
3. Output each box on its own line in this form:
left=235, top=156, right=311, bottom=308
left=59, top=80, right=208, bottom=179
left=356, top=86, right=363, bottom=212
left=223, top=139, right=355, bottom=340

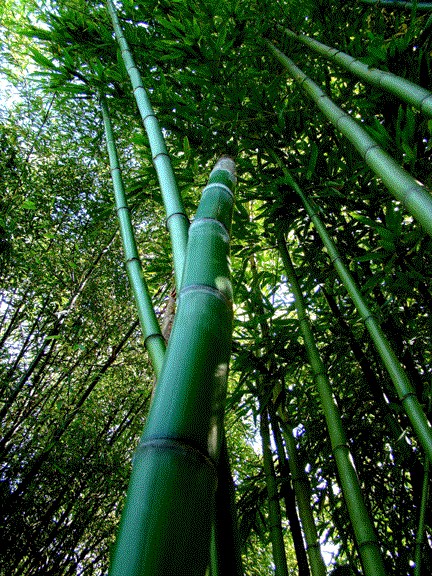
left=1, top=0, right=432, bottom=574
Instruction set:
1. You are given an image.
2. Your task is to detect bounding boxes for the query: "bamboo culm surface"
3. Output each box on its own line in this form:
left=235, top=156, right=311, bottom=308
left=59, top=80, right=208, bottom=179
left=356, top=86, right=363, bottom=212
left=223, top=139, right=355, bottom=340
left=281, top=28, right=432, bottom=118
left=101, top=95, right=166, bottom=377
left=267, top=42, right=432, bottom=239
left=278, top=234, right=386, bottom=576
left=272, top=155, right=432, bottom=464
left=106, top=0, right=189, bottom=291
left=109, top=158, right=236, bottom=576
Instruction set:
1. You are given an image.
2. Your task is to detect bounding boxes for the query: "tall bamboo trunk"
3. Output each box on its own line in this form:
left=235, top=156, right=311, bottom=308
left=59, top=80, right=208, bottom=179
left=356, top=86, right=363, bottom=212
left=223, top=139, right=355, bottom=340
left=260, top=405, right=290, bottom=576
left=267, top=42, right=432, bottom=239
left=106, top=0, right=189, bottom=290
left=278, top=233, right=386, bottom=576
left=109, top=158, right=236, bottom=576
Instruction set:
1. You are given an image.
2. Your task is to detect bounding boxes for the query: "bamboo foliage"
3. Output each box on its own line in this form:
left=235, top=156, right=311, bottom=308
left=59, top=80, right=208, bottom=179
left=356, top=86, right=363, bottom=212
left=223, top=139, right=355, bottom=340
left=109, top=157, right=236, bottom=576
left=272, top=155, right=432, bottom=464
left=281, top=28, right=432, bottom=118
left=267, top=42, right=432, bottom=239
left=106, top=0, right=189, bottom=291
left=277, top=233, right=386, bottom=576
left=101, top=94, right=166, bottom=377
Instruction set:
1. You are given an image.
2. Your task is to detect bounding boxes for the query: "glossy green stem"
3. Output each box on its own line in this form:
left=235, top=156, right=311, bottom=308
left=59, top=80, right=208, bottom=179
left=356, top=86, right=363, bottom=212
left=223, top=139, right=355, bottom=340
left=101, top=95, right=166, bottom=377
left=109, top=158, right=236, bottom=576
left=106, top=0, right=189, bottom=291
left=279, top=419, right=326, bottom=576
left=281, top=28, right=432, bottom=118
left=360, top=0, right=432, bottom=9
left=260, top=406, right=290, bottom=576
left=273, top=156, right=432, bottom=464
left=414, top=457, right=430, bottom=576
left=278, top=233, right=386, bottom=576
left=268, top=42, right=432, bottom=239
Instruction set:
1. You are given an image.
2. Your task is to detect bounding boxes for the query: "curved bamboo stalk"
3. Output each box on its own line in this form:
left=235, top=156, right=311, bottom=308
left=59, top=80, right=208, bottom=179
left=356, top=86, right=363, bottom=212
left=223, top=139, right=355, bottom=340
left=271, top=153, right=432, bottom=464
left=106, top=0, right=189, bottom=291
left=414, top=457, right=430, bottom=576
left=281, top=28, right=432, bottom=118
left=109, top=157, right=236, bottom=576
left=277, top=233, right=386, bottom=576
left=260, top=406, right=290, bottom=576
left=360, top=0, right=432, bottom=9
left=101, top=94, right=166, bottom=376
left=267, top=42, right=432, bottom=239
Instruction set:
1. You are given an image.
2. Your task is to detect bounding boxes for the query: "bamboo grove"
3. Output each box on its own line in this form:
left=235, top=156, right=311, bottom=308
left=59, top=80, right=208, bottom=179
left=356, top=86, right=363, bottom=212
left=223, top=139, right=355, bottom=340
left=1, top=0, right=432, bottom=574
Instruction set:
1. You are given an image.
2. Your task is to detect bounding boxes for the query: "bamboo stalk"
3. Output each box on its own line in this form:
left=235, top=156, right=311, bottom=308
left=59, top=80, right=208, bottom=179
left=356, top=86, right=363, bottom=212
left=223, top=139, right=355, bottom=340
left=271, top=153, right=432, bottom=464
left=267, top=42, right=432, bottom=239
left=106, top=0, right=189, bottom=291
left=109, top=157, right=236, bottom=576
left=260, top=406, right=290, bottom=576
left=281, top=28, right=432, bottom=118
left=278, top=419, right=327, bottom=576
left=101, top=94, right=166, bottom=377
left=277, top=233, right=386, bottom=576
left=360, top=0, right=432, bottom=9
left=268, top=405, right=312, bottom=576
left=414, top=457, right=430, bottom=576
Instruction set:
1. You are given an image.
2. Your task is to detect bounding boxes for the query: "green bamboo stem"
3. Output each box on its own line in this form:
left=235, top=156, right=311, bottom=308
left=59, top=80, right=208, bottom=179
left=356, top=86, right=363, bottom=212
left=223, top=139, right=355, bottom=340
left=272, top=156, right=432, bottom=464
left=277, top=233, right=386, bottom=576
left=414, top=457, right=430, bottom=576
left=106, top=0, right=189, bottom=291
left=278, top=416, right=327, bottom=576
left=267, top=42, right=432, bottom=239
left=109, top=157, right=236, bottom=576
left=360, top=0, right=432, bottom=9
left=101, top=95, right=166, bottom=377
left=268, top=406, right=312, bottom=576
left=260, top=406, right=290, bottom=576
left=281, top=28, right=432, bottom=118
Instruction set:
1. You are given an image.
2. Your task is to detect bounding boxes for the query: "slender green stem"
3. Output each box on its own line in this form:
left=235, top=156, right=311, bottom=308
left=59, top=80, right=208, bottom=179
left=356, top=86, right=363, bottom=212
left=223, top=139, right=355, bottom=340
left=414, top=457, right=430, bottom=576
left=267, top=42, right=432, bottom=239
left=260, top=406, right=290, bottom=576
left=268, top=406, right=312, bottom=576
left=278, top=233, right=386, bottom=576
left=278, top=416, right=327, bottom=576
left=360, top=0, right=432, bottom=9
left=281, top=28, right=432, bottom=118
left=271, top=152, right=432, bottom=464
left=106, top=0, right=189, bottom=291
left=109, top=158, right=236, bottom=576
left=100, top=94, right=166, bottom=377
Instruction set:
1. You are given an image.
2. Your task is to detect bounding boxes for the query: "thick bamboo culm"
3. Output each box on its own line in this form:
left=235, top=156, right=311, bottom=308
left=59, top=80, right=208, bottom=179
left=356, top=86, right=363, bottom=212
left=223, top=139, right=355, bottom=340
left=109, top=158, right=236, bottom=576
left=281, top=28, right=432, bottom=118
left=267, top=42, right=432, bottom=239
left=106, top=0, right=189, bottom=291
left=272, top=155, right=432, bottom=464
left=278, top=234, right=386, bottom=576
left=100, top=95, right=166, bottom=377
